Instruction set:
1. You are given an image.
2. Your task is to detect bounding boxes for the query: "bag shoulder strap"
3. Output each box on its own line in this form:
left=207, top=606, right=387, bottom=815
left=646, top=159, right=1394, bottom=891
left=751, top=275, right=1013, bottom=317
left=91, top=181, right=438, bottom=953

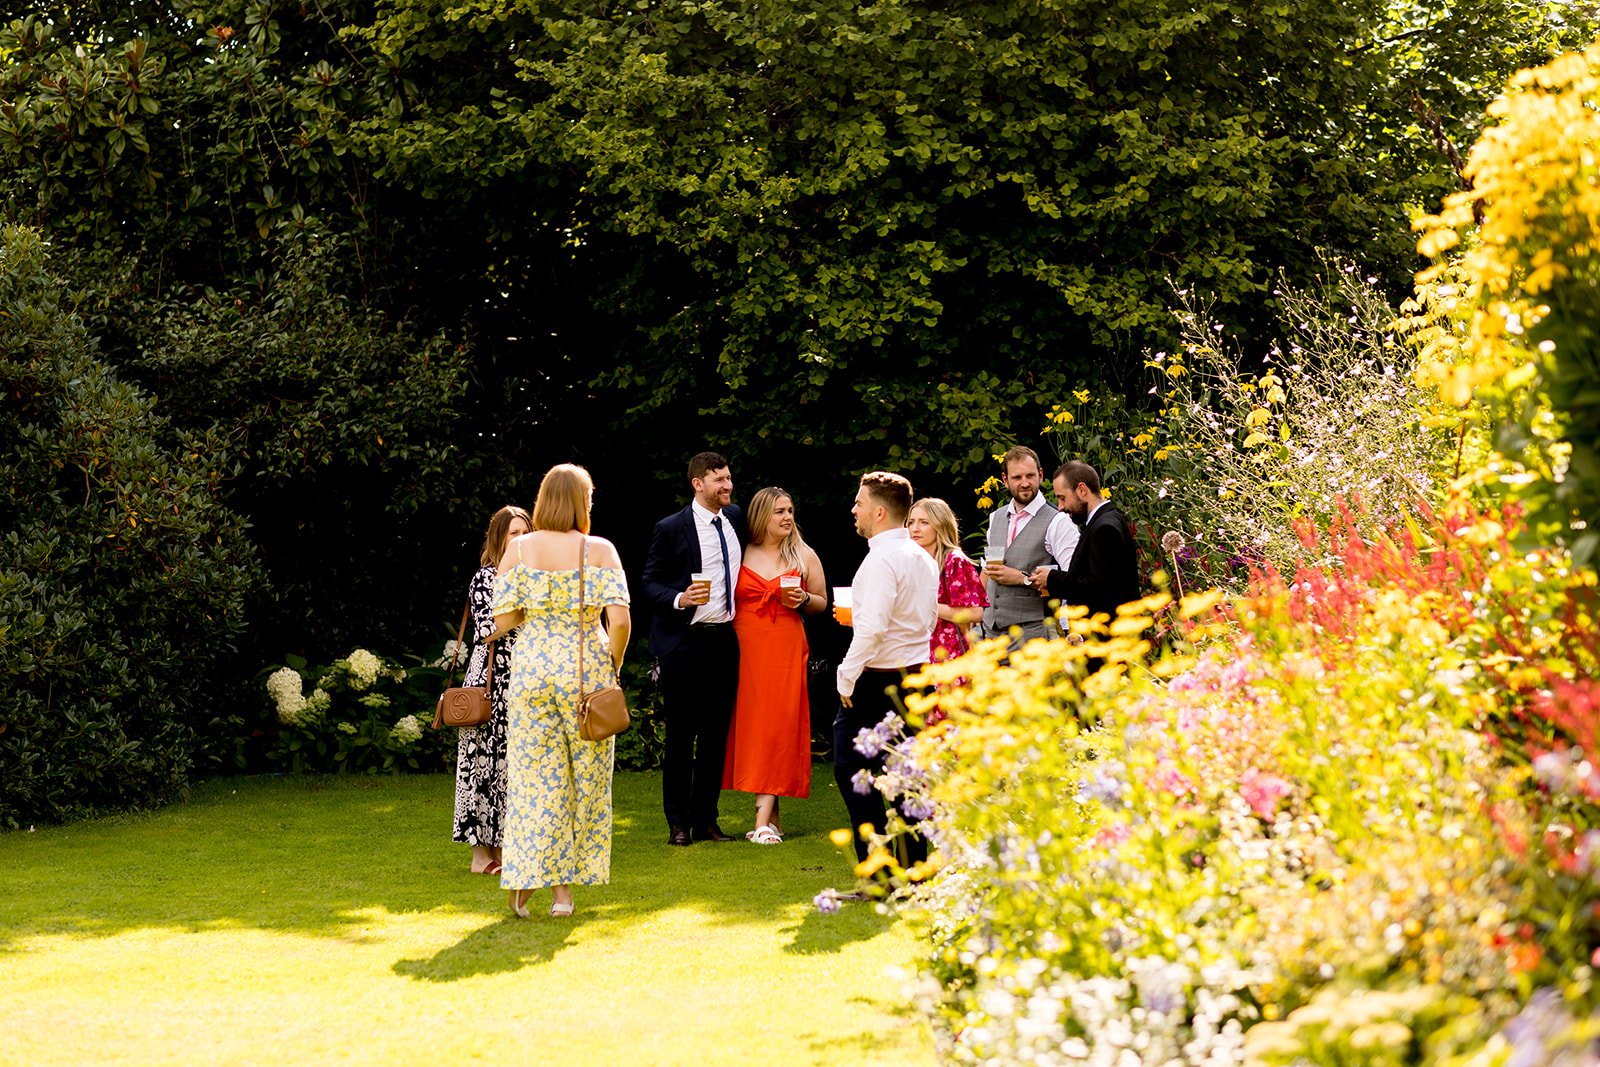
left=444, top=593, right=495, bottom=691
left=577, top=535, right=588, bottom=698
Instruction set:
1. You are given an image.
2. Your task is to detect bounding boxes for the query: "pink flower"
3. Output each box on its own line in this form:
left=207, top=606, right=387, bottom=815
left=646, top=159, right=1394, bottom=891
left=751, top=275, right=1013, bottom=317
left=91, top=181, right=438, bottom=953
left=1095, top=823, right=1132, bottom=849
left=1239, top=768, right=1293, bottom=819
left=1155, top=762, right=1194, bottom=797
left=1220, top=659, right=1250, bottom=691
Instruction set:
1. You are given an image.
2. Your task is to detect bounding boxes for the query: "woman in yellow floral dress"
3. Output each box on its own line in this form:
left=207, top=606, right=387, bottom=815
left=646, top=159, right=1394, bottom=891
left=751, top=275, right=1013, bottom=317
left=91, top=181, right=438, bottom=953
left=487, top=464, right=630, bottom=918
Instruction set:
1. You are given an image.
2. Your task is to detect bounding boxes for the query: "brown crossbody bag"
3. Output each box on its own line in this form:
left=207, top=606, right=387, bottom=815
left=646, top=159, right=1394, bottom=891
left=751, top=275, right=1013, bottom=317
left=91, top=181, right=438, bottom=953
left=576, top=536, right=630, bottom=742
left=433, top=602, right=495, bottom=729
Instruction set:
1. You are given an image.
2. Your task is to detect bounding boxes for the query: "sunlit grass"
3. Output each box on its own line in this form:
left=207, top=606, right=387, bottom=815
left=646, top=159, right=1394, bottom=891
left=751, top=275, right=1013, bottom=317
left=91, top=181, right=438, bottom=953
left=0, top=768, right=930, bottom=1065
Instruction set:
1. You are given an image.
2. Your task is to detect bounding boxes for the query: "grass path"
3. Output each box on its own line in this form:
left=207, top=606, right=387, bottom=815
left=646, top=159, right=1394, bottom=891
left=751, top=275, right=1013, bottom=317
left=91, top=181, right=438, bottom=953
left=0, top=768, right=931, bottom=1066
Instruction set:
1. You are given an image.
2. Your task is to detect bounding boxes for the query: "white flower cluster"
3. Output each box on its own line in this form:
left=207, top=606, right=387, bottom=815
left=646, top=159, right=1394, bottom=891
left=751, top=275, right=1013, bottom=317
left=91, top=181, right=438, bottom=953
left=346, top=649, right=382, bottom=690
left=432, top=639, right=471, bottom=669
left=306, top=688, right=331, bottom=715
left=390, top=715, right=423, bottom=745
left=266, top=667, right=307, bottom=725
left=929, top=954, right=1254, bottom=1067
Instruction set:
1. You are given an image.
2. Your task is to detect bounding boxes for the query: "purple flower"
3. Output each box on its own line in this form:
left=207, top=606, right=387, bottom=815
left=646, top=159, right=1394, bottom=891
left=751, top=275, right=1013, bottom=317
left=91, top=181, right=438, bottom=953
left=901, top=796, right=935, bottom=822
left=1076, top=765, right=1125, bottom=808
left=853, top=727, right=886, bottom=758
left=851, top=769, right=876, bottom=795
left=813, top=889, right=842, bottom=914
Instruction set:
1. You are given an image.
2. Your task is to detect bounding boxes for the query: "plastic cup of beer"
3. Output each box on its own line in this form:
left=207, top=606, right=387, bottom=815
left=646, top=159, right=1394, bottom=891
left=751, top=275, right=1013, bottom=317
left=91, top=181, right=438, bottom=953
left=690, top=571, right=712, bottom=602
left=779, top=574, right=802, bottom=605
left=833, top=587, right=853, bottom=626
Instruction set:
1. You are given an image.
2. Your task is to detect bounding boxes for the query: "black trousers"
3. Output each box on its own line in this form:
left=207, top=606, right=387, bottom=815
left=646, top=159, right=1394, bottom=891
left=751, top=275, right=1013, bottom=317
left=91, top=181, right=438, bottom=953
left=832, top=666, right=928, bottom=866
left=658, top=623, right=740, bottom=829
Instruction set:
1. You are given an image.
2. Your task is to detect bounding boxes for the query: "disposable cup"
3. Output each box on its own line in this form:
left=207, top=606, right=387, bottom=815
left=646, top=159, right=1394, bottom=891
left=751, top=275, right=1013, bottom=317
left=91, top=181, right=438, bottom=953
left=833, top=587, right=852, bottom=609
left=779, top=575, right=802, bottom=590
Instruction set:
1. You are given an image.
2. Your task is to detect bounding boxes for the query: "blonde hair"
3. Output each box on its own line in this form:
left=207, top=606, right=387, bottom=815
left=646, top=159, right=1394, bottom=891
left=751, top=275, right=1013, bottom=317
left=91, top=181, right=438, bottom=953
left=531, top=464, right=593, bottom=534
left=480, top=505, right=532, bottom=566
left=747, top=486, right=811, bottom=579
left=908, top=497, right=963, bottom=571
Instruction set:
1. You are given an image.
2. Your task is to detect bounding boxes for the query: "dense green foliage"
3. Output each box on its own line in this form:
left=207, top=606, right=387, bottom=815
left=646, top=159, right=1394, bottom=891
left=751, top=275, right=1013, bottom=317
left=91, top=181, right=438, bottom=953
left=0, top=226, right=261, bottom=826
left=2, top=0, right=1594, bottom=818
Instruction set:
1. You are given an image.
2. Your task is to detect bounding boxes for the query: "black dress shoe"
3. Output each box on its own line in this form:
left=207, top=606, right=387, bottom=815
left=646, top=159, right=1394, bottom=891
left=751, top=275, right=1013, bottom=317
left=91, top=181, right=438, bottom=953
left=667, top=825, right=692, bottom=847
left=696, top=823, right=735, bottom=843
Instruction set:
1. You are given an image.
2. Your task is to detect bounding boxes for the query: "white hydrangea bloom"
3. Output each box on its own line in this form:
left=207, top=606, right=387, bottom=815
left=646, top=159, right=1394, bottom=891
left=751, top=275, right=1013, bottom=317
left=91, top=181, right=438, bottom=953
left=391, top=715, right=424, bottom=745
left=266, top=667, right=307, bottom=725
left=347, top=649, right=382, bottom=690
left=433, top=639, right=470, bottom=669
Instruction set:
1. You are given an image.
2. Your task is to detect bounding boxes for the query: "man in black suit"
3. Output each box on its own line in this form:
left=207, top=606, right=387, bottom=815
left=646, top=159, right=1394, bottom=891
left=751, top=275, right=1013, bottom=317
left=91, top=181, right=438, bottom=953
left=1030, top=460, right=1140, bottom=627
left=642, top=451, right=744, bottom=846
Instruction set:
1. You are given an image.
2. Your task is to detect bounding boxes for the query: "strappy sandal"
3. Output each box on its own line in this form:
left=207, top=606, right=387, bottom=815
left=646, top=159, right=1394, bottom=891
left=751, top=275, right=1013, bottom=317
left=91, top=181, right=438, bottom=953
left=550, top=900, right=575, bottom=918
left=508, top=890, right=532, bottom=919
left=750, top=824, right=783, bottom=845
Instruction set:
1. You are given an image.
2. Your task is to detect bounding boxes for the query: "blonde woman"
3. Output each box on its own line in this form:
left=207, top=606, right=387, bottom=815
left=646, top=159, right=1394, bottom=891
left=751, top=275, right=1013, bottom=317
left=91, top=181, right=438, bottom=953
left=723, top=487, right=827, bottom=843
left=452, top=505, right=529, bottom=875
left=486, top=465, right=630, bottom=919
left=906, top=498, right=987, bottom=666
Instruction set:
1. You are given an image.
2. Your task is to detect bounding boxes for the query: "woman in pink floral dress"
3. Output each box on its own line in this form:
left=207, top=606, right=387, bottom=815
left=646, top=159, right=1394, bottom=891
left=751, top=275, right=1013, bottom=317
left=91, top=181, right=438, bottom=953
left=906, top=498, right=988, bottom=667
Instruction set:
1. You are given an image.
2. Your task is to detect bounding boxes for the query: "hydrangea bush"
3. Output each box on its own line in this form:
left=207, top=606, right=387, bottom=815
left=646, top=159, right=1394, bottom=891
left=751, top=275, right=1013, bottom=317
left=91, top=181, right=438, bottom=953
left=261, top=649, right=453, bottom=773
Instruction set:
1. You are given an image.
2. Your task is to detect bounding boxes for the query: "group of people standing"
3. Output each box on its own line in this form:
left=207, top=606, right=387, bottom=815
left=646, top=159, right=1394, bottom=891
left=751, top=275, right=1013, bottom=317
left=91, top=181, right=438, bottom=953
left=447, top=446, right=1138, bottom=918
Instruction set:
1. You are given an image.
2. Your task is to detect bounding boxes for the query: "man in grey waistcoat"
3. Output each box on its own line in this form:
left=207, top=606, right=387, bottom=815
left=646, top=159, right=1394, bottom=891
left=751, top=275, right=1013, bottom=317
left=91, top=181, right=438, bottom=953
left=980, top=446, right=1078, bottom=645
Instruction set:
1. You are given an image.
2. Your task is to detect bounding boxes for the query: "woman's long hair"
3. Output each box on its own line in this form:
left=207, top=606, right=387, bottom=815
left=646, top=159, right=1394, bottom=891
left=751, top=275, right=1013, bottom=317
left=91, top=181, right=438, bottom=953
left=746, top=486, right=811, bottom=579
left=909, top=497, right=963, bottom=572
left=480, top=505, right=532, bottom=566
left=532, top=464, right=593, bottom=534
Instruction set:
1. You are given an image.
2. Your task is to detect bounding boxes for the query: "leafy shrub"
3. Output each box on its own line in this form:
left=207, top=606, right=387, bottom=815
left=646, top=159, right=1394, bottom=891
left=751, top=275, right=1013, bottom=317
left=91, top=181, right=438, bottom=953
left=0, top=225, right=262, bottom=826
left=613, top=658, right=666, bottom=772
left=259, top=649, right=451, bottom=774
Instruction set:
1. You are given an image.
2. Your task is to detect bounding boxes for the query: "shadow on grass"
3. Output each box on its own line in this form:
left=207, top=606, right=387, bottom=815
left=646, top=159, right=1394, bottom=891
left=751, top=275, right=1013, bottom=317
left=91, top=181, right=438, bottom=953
left=781, top=896, right=892, bottom=956
left=0, top=765, right=872, bottom=980
left=393, top=913, right=577, bottom=981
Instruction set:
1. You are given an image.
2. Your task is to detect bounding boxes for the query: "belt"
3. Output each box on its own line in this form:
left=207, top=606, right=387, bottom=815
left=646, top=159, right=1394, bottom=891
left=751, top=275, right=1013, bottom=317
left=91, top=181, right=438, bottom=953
left=692, top=621, right=734, bottom=630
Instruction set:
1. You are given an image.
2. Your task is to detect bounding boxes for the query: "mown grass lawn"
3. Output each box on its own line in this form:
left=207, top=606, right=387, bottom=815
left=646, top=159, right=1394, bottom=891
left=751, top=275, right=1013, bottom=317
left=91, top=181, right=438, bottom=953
left=0, top=767, right=931, bottom=1066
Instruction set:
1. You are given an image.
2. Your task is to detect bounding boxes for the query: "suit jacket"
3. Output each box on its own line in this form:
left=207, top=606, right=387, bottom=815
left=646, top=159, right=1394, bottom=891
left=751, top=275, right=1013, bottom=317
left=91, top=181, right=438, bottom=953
left=1044, top=504, right=1140, bottom=623
left=642, top=502, right=746, bottom=658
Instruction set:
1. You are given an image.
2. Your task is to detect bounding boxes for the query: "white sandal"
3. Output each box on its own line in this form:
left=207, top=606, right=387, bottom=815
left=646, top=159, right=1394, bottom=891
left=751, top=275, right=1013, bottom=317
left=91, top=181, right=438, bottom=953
left=750, top=824, right=783, bottom=845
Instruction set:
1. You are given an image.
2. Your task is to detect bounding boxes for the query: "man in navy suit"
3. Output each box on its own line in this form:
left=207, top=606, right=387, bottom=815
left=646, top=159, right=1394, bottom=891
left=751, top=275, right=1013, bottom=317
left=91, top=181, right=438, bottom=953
left=1031, top=460, right=1140, bottom=627
left=642, top=452, right=745, bottom=846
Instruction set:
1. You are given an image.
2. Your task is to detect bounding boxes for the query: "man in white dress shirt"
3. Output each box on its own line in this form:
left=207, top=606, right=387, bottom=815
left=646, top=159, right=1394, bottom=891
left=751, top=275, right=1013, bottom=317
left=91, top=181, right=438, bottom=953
left=833, top=471, right=938, bottom=864
left=980, top=446, right=1078, bottom=645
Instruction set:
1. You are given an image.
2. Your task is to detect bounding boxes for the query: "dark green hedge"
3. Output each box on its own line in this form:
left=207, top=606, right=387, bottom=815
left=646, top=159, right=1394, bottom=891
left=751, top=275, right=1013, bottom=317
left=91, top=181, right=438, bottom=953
left=0, top=226, right=262, bottom=826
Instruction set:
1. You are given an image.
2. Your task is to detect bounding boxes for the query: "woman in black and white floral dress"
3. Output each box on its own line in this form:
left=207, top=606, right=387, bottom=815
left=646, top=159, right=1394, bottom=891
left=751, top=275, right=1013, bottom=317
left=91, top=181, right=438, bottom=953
left=453, top=505, right=530, bottom=873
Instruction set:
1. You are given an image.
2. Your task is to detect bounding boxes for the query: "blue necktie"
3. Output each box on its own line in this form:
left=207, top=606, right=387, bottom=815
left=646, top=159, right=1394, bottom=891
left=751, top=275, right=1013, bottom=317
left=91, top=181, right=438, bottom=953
left=711, top=515, right=733, bottom=614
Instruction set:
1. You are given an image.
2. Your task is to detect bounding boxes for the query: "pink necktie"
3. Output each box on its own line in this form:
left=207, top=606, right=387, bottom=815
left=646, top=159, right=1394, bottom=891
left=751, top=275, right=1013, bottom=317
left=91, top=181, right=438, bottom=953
left=1008, top=509, right=1022, bottom=546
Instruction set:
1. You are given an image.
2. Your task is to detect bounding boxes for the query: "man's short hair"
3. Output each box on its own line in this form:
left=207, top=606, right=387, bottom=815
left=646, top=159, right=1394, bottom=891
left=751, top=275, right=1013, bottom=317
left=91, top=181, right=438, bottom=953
left=859, top=471, right=913, bottom=523
left=1054, top=460, right=1101, bottom=495
left=688, top=451, right=729, bottom=483
left=1002, top=446, right=1041, bottom=474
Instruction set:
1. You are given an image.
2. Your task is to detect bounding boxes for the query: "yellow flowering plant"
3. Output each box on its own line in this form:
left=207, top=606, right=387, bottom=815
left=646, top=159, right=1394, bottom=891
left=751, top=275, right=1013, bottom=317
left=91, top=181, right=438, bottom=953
left=1414, top=43, right=1600, bottom=563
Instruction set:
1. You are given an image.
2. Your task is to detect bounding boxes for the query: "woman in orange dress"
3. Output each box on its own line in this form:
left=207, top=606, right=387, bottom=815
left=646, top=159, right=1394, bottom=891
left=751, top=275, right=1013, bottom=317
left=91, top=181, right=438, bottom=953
left=724, top=487, right=828, bottom=844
